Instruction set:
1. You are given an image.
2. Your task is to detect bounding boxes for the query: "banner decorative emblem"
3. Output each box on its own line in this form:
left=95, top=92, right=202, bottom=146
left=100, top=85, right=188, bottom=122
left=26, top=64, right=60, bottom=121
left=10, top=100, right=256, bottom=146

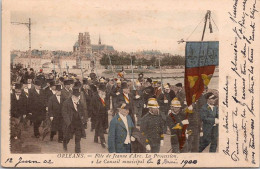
left=185, top=41, right=219, bottom=106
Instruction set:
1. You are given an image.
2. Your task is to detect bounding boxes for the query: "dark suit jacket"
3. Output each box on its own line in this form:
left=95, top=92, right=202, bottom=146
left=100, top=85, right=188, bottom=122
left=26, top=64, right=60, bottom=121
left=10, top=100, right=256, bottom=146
left=28, top=88, right=46, bottom=122
left=61, top=88, right=72, bottom=103
left=48, top=95, right=63, bottom=131
left=45, top=87, right=55, bottom=106
left=11, top=93, right=27, bottom=118
left=62, top=97, right=86, bottom=139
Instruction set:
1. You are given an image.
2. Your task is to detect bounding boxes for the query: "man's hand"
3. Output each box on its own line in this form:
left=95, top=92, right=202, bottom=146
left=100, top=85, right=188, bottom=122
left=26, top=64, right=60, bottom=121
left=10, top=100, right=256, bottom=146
left=143, top=104, right=146, bottom=108
left=164, top=100, right=168, bottom=103
left=168, top=110, right=172, bottom=115
left=182, top=119, right=189, bottom=125
left=23, top=115, right=26, bottom=118
left=135, top=95, right=140, bottom=99
left=130, top=136, right=136, bottom=142
left=46, top=107, right=48, bottom=111
left=188, top=105, right=193, bottom=110
left=215, top=118, right=219, bottom=124
left=50, top=117, right=54, bottom=121
left=29, top=113, right=32, bottom=115
left=160, top=140, right=164, bottom=147
left=116, top=92, right=120, bottom=95
left=146, top=144, right=151, bottom=151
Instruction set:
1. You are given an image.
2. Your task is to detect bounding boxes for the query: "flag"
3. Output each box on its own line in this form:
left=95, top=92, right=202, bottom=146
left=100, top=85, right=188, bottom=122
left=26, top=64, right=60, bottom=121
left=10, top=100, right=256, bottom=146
left=185, top=41, right=219, bottom=106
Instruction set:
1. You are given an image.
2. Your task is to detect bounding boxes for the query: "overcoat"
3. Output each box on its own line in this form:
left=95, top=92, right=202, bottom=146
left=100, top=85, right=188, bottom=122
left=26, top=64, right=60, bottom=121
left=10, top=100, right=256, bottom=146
left=62, top=97, right=86, bottom=140
left=48, top=95, right=63, bottom=131
left=28, top=88, right=46, bottom=122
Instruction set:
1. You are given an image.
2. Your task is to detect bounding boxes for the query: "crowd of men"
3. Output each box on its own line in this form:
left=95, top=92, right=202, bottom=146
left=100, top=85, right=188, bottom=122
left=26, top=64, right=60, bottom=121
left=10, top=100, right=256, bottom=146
left=10, top=67, right=219, bottom=153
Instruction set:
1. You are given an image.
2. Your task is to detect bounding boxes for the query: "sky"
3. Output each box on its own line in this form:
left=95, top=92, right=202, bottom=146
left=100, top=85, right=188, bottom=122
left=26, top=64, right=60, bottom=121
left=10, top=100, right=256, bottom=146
left=10, top=9, right=218, bottom=55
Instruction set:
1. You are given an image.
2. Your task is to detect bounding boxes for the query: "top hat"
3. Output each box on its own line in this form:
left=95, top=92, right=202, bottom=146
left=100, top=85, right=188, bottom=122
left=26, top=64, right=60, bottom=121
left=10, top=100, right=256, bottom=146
left=72, top=87, right=81, bottom=97
left=55, top=84, right=62, bottom=91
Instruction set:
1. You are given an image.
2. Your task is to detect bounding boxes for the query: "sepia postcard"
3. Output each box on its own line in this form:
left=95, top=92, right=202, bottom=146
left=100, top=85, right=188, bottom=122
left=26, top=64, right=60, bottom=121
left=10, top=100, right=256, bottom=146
left=1, top=0, right=259, bottom=167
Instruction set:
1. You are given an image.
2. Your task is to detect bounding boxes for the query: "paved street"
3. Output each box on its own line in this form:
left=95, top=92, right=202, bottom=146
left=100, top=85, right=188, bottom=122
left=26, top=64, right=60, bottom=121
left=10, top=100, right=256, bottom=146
left=18, top=110, right=215, bottom=154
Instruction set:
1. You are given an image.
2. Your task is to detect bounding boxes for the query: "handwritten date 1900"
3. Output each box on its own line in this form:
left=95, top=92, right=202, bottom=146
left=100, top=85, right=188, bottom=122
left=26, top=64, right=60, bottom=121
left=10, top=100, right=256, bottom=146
left=180, top=159, right=197, bottom=168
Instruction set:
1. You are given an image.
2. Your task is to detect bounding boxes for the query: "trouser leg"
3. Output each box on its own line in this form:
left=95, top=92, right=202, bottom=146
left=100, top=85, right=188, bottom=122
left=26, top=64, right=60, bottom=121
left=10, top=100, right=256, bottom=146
left=209, top=127, right=218, bottom=152
left=58, top=130, right=63, bottom=142
left=33, top=120, right=41, bottom=136
left=199, top=133, right=211, bottom=152
left=75, top=129, right=81, bottom=153
left=50, top=131, right=56, bottom=140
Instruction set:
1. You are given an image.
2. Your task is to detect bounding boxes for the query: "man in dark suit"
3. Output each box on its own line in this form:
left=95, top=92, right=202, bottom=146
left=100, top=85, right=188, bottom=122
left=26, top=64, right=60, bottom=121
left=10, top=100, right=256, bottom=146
left=28, top=80, right=46, bottom=138
left=117, top=82, right=135, bottom=125
left=62, top=87, right=86, bottom=153
left=199, top=92, right=218, bottom=152
left=92, top=84, right=109, bottom=148
left=111, top=79, right=122, bottom=114
left=61, top=79, right=72, bottom=103
left=48, top=84, right=63, bottom=143
left=11, top=83, right=27, bottom=120
left=45, top=80, right=56, bottom=105
left=157, top=84, right=172, bottom=134
left=132, top=81, right=144, bottom=126
left=108, top=104, right=135, bottom=153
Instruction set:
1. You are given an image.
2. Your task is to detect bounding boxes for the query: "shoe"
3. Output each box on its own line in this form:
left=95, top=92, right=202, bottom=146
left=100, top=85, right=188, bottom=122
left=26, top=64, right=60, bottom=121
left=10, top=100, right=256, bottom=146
left=63, top=146, right=67, bottom=151
left=101, top=143, right=107, bottom=148
left=94, top=139, right=98, bottom=143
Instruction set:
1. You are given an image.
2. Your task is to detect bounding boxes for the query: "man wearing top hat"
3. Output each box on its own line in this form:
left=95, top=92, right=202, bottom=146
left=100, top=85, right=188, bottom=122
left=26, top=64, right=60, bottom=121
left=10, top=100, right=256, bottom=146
left=48, top=84, right=63, bottom=143
left=140, top=98, right=164, bottom=153
left=92, top=84, right=109, bottom=148
left=132, top=80, right=144, bottom=126
left=82, top=78, right=93, bottom=128
left=62, top=87, right=86, bottom=153
left=142, top=78, right=155, bottom=117
left=61, top=79, right=72, bottom=103
left=117, top=82, right=135, bottom=125
left=108, top=103, right=135, bottom=153
left=11, top=83, right=27, bottom=120
left=167, top=97, right=189, bottom=153
left=199, top=92, right=218, bottom=152
left=75, top=81, right=88, bottom=129
left=28, top=80, right=47, bottom=138
left=20, top=79, right=30, bottom=128
left=175, top=83, right=186, bottom=108
left=111, top=79, right=122, bottom=114
left=157, top=83, right=172, bottom=133
left=45, top=80, right=56, bottom=105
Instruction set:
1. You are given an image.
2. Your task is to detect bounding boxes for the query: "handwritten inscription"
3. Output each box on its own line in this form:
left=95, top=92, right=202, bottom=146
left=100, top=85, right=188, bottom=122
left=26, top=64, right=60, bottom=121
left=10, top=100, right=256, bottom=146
left=223, top=0, right=258, bottom=165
